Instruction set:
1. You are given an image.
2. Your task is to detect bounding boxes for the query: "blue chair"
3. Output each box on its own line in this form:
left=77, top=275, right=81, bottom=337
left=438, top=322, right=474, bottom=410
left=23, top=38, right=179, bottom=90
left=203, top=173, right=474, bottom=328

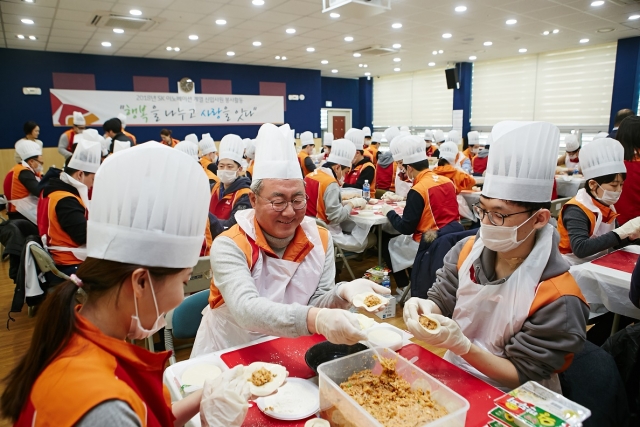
left=165, top=289, right=210, bottom=364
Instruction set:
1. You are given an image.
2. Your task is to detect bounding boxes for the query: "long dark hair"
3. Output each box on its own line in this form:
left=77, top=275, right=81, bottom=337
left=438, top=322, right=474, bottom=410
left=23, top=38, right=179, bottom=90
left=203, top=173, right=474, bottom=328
left=616, top=116, right=640, bottom=161
left=1, top=258, right=182, bottom=422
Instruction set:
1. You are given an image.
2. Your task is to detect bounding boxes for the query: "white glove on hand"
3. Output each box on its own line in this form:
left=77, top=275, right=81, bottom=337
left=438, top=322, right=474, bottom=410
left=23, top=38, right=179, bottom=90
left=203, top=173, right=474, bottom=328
left=200, top=365, right=250, bottom=427
left=348, top=197, right=367, bottom=209
left=338, top=278, right=392, bottom=304
left=614, top=217, right=640, bottom=240
left=381, top=203, right=395, bottom=216
left=406, top=314, right=472, bottom=356
left=381, top=191, right=396, bottom=200
left=403, top=297, right=439, bottom=325
left=315, top=308, right=367, bottom=345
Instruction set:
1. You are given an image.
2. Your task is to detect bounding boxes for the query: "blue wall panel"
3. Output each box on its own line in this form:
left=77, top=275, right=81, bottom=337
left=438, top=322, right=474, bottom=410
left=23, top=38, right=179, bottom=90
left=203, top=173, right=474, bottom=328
left=453, top=62, right=473, bottom=147
left=358, top=77, right=373, bottom=131
left=0, top=48, right=323, bottom=148
left=609, top=37, right=640, bottom=132
left=321, top=76, right=360, bottom=128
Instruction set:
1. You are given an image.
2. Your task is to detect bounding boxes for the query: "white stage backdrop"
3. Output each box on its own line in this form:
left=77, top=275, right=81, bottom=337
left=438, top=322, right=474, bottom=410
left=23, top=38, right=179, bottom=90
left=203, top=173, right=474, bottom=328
left=50, top=89, right=285, bottom=126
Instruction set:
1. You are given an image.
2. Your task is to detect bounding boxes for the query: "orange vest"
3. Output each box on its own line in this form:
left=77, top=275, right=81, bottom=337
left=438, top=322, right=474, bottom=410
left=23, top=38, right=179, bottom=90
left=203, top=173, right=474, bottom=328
left=246, top=161, right=255, bottom=179
left=557, top=197, right=618, bottom=255
left=16, top=311, right=174, bottom=427
left=37, top=191, right=86, bottom=265
left=462, top=147, right=475, bottom=161
left=344, top=161, right=376, bottom=198
left=409, top=169, right=459, bottom=241
left=209, top=183, right=251, bottom=219
left=123, top=130, right=136, bottom=145
left=457, top=237, right=588, bottom=373
left=304, top=169, right=338, bottom=224
left=432, top=164, right=476, bottom=194
left=208, top=218, right=330, bottom=308
left=4, top=164, right=35, bottom=214
left=364, top=148, right=374, bottom=164
left=298, top=151, right=313, bottom=176
left=63, top=129, right=76, bottom=152
left=200, top=157, right=220, bottom=185
left=369, top=145, right=379, bottom=165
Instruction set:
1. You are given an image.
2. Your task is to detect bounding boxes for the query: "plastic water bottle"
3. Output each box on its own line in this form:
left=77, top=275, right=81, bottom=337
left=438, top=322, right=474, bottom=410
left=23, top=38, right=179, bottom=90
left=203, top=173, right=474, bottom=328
left=362, top=179, right=371, bottom=201
left=381, top=272, right=391, bottom=289
left=573, top=165, right=579, bottom=176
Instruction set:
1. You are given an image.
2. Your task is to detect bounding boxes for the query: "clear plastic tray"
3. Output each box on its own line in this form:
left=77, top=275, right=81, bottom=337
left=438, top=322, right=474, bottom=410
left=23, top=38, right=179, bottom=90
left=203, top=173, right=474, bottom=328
left=318, top=348, right=469, bottom=427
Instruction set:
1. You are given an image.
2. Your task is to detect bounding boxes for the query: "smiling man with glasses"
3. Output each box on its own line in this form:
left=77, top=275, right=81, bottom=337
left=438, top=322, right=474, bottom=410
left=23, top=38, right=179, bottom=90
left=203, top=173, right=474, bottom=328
left=192, top=123, right=390, bottom=356
left=403, top=121, right=589, bottom=393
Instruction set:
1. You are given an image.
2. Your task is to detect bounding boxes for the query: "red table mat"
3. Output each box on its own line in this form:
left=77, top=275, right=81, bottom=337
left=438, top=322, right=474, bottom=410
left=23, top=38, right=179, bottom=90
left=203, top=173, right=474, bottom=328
left=221, top=335, right=326, bottom=380
left=243, top=406, right=315, bottom=427
left=591, top=250, right=639, bottom=274
left=398, top=344, right=503, bottom=427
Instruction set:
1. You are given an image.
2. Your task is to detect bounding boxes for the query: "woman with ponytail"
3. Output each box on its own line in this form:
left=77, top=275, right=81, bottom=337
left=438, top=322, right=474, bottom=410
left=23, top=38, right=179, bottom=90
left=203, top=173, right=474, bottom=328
left=1, top=143, right=251, bottom=426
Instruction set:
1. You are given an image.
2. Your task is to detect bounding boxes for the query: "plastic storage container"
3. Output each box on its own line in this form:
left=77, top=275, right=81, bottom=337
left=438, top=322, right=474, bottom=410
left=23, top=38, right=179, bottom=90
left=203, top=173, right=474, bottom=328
left=318, top=348, right=469, bottom=427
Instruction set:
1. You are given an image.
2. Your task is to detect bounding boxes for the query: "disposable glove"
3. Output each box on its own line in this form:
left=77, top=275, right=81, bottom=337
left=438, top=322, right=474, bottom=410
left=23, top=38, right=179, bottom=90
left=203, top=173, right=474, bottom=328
left=406, top=314, right=472, bottom=356
left=614, top=217, right=640, bottom=240
left=381, top=203, right=395, bottom=216
left=315, top=308, right=367, bottom=345
left=338, top=278, right=391, bottom=304
left=381, top=191, right=396, bottom=200
left=403, top=297, right=440, bottom=325
left=200, top=365, right=251, bottom=427
left=347, top=197, right=367, bottom=209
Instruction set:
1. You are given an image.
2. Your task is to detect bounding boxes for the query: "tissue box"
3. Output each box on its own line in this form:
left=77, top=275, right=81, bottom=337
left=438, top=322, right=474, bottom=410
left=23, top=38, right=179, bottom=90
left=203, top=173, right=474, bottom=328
left=374, top=295, right=396, bottom=319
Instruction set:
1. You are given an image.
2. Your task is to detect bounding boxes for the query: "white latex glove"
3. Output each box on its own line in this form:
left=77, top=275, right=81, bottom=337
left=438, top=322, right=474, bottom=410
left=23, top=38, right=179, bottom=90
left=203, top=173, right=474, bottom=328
left=381, top=191, right=395, bottom=200
left=406, top=314, right=472, bottom=356
left=403, top=297, right=440, bottom=325
left=381, top=203, right=395, bottom=216
left=338, top=278, right=392, bottom=303
left=200, top=365, right=251, bottom=427
left=348, top=197, right=367, bottom=209
left=614, top=217, right=640, bottom=240
left=315, top=308, right=367, bottom=345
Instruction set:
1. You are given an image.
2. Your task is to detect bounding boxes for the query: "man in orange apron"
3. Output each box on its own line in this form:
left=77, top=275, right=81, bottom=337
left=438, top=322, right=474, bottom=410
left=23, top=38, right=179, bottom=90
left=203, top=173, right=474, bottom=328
left=342, top=128, right=376, bottom=197
left=57, top=111, right=86, bottom=159
left=403, top=121, right=589, bottom=393
left=369, top=131, right=382, bottom=165
left=192, top=123, right=390, bottom=355
left=463, top=130, right=481, bottom=161
left=5, top=139, right=43, bottom=223
left=297, top=131, right=316, bottom=176
left=434, top=142, right=476, bottom=193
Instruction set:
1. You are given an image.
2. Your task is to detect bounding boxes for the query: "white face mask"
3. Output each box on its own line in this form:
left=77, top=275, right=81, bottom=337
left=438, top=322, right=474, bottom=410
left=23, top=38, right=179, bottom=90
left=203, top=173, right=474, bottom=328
left=479, top=211, right=538, bottom=253
left=127, top=273, right=166, bottom=340
left=596, top=184, right=621, bottom=206
left=218, top=170, right=237, bottom=186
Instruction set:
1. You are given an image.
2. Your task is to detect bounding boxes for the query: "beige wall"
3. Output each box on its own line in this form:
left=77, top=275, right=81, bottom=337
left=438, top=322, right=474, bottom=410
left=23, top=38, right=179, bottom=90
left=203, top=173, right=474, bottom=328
left=0, top=148, right=66, bottom=182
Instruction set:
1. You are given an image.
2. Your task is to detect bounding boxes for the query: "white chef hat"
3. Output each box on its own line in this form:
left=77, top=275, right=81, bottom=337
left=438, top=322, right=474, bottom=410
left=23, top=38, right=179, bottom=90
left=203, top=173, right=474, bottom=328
left=69, top=139, right=102, bottom=173
left=15, top=139, right=42, bottom=160
left=245, top=139, right=256, bottom=160
left=580, top=138, right=626, bottom=180
left=73, top=111, right=86, bottom=126
left=113, top=139, right=131, bottom=154
left=279, top=124, right=295, bottom=145
left=242, top=138, right=251, bottom=150
left=439, top=141, right=459, bottom=165
left=80, top=129, right=105, bottom=149
left=323, top=132, right=334, bottom=147
left=327, top=138, right=356, bottom=168
left=400, top=126, right=410, bottom=132
left=424, top=130, right=434, bottom=141
left=345, top=128, right=365, bottom=150
left=446, top=130, right=460, bottom=144
left=184, top=134, right=199, bottom=145
left=467, top=131, right=480, bottom=146
left=389, top=136, right=404, bottom=161
left=199, top=133, right=217, bottom=155
left=433, top=130, right=445, bottom=143
left=87, top=142, right=210, bottom=268
left=174, top=140, right=198, bottom=160
left=371, top=132, right=383, bottom=143
left=384, top=127, right=400, bottom=143
left=117, top=113, right=127, bottom=128
left=362, top=126, right=372, bottom=137
left=101, top=137, right=111, bottom=156
left=396, top=136, right=426, bottom=165
left=564, top=134, right=580, bottom=152
left=219, top=134, right=245, bottom=165
left=253, top=123, right=303, bottom=180
left=596, top=131, right=609, bottom=139
left=483, top=121, right=560, bottom=203
left=300, top=131, right=315, bottom=147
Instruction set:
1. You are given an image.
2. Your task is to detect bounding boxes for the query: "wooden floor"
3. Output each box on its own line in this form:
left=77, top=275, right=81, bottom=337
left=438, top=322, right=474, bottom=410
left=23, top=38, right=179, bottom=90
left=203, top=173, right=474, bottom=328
left=0, top=247, right=443, bottom=427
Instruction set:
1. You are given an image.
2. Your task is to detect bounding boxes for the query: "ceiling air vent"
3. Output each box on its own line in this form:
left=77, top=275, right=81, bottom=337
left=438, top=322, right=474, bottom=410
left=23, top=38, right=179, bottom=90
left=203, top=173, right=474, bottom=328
left=356, top=45, right=398, bottom=56
left=608, top=0, right=640, bottom=5
left=90, top=13, right=160, bottom=31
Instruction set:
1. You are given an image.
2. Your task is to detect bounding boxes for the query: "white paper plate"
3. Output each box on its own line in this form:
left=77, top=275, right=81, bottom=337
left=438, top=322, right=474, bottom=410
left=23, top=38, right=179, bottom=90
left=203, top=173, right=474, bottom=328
left=356, top=211, right=375, bottom=217
left=256, top=378, right=319, bottom=420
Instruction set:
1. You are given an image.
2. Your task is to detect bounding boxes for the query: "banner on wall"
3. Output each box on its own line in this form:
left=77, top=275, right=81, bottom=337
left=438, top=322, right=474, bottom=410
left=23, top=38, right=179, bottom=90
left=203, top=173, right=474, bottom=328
left=49, top=89, right=285, bottom=127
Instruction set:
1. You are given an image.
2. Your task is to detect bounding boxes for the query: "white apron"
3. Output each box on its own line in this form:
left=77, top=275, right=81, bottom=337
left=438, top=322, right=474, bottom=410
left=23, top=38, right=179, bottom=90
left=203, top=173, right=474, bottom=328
left=564, top=154, right=580, bottom=171
left=394, top=174, right=412, bottom=198
left=444, top=224, right=562, bottom=393
left=9, top=162, right=40, bottom=224
left=562, top=189, right=616, bottom=266
left=457, top=194, right=475, bottom=221
left=192, top=209, right=325, bottom=355
left=389, top=234, right=420, bottom=272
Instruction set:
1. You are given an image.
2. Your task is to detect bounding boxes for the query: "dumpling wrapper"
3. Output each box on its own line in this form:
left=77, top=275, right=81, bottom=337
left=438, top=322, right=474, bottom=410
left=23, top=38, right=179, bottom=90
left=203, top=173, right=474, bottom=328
left=305, top=419, right=330, bottom=427
left=419, top=315, right=441, bottom=334
left=352, top=292, right=388, bottom=312
left=355, top=313, right=377, bottom=330
left=181, top=364, right=222, bottom=388
left=243, top=362, right=288, bottom=397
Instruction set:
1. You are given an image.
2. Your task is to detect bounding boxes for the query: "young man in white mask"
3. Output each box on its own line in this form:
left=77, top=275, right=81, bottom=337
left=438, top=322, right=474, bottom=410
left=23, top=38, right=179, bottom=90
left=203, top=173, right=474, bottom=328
left=403, top=121, right=589, bottom=393
left=209, top=134, right=252, bottom=239
left=37, top=139, right=101, bottom=281
left=6, top=139, right=44, bottom=223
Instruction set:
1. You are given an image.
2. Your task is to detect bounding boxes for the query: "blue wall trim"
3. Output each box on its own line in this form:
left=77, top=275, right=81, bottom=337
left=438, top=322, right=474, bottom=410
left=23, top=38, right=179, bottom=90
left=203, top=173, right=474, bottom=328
left=609, top=37, right=640, bottom=132
left=359, top=77, right=373, bottom=130
left=321, top=76, right=360, bottom=128
left=0, top=48, right=323, bottom=148
left=452, top=62, right=473, bottom=147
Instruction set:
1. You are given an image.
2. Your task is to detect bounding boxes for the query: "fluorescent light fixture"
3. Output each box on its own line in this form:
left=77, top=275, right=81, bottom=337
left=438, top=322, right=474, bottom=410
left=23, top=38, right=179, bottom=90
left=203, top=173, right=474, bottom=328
left=353, top=52, right=361, bottom=57
left=101, top=41, right=111, bottom=47
left=307, top=47, right=315, bottom=52
left=21, top=18, right=34, bottom=24
left=363, top=64, right=368, bottom=67
left=364, top=72, right=371, bottom=76
left=344, top=36, right=353, bottom=42
left=455, top=6, right=467, bottom=12
left=286, top=28, right=296, bottom=34
left=553, top=29, right=560, bottom=33
left=166, top=46, right=173, bottom=51
left=321, top=60, right=328, bottom=64
left=129, top=9, right=142, bottom=16
left=358, top=64, right=363, bottom=67
left=23, top=0, right=35, bottom=2
left=174, top=47, right=180, bottom=51
left=227, top=51, right=235, bottom=56
left=519, top=48, right=527, bottom=53
left=330, top=12, right=340, bottom=18
left=506, top=19, right=517, bottom=25
left=189, top=34, right=198, bottom=40
left=543, top=31, right=550, bottom=35
left=438, top=50, right=443, bottom=54
left=469, top=55, right=477, bottom=60
left=253, top=41, right=262, bottom=46
left=281, top=56, right=287, bottom=60
left=275, top=56, right=280, bottom=59
left=591, top=1, right=604, bottom=6
left=393, top=57, right=401, bottom=62
left=252, top=0, right=265, bottom=5
left=113, top=28, right=124, bottom=34
left=432, top=50, right=438, bottom=55
left=428, top=62, right=436, bottom=66
left=580, top=38, right=589, bottom=43
left=216, top=19, right=227, bottom=25
left=630, top=15, right=640, bottom=20
left=394, top=67, right=401, bottom=72
left=392, top=43, right=401, bottom=49
left=392, top=23, right=402, bottom=29
left=17, top=34, right=25, bottom=39
left=331, top=69, right=338, bottom=73
left=28, top=35, right=36, bottom=40
left=484, top=41, right=493, bottom=46
left=442, top=33, right=452, bottom=38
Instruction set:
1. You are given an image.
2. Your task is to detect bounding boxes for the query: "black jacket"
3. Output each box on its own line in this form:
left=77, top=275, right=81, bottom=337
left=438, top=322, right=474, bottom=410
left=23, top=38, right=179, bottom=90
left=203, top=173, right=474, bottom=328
left=109, top=133, right=134, bottom=153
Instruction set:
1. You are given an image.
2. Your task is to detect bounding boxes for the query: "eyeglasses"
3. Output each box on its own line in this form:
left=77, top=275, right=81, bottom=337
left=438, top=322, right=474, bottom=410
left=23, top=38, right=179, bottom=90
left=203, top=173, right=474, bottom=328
left=258, top=194, right=308, bottom=212
left=472, top=203, right=532, bottom=226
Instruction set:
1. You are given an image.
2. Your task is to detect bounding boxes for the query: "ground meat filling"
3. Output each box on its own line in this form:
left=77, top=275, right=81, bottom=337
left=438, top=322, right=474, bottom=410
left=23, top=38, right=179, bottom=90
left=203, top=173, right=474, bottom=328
left=419, top=316, right=438, bottom=331
left=251, top=367, right=274, bottom=386
left=364, top=294, right=382, bottom=308
left=339, top=357, right=448, bottom=427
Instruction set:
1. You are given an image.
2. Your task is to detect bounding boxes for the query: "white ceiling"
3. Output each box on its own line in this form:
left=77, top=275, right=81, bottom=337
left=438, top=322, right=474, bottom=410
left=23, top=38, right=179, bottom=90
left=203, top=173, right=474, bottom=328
left=1, top=0, right=640, bottom=78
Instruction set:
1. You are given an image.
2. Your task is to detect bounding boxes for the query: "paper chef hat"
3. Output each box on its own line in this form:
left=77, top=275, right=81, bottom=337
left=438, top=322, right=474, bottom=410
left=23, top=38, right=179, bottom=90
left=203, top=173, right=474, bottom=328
left=253, top=123, right=303, bottom=180
left=87, top=142, right=210, bottom=268
left=433, top=130, right=445, bottom=143
left=467, top=131, right=480, bottom=146
left=174, top=140, right=198, bottom=160
left=394, top=136, right=426, bottom=165
left=371, top=132, right=383, bottom=143
left=424, top=130, right=434, bottom=142
left=389, top=136, right=404, bottom=161
left=580, top=138, right=626, bottom=180
left=323, top=132, right=334, bottom=147
left=245, top=139, right=256, bottom=160
left=327, top=138, right=356, bottom=167
left=300, top=131, right=315, bottom=147
left=400, top=126, right=410, bottom=132
left=362, top=126, right=372, bottom=137
left=564, top=134, right=580, bottom=152
left=113, top=139, right=131, bottom=154
left=184, top=134, right=199, bottom=144
left=384, top=127, right=400, bottom=144
left=279, top=124, right=295, bottom=145
left=73, top=111, right=86, bottom=126
left=199, top=133, right=217, bottom=155
left=69, top=139, right=102, bottom=173
left=446, top=130, right=460, bottom=144
left=15, top=139, right=42, bottom=161
left=218, top=134, right=245, bottom=164
left=482, top=121, right=560, bottom=203
left=439, top=141, right=459, bottom=165
left=345, top=128, right=365, bottom=150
